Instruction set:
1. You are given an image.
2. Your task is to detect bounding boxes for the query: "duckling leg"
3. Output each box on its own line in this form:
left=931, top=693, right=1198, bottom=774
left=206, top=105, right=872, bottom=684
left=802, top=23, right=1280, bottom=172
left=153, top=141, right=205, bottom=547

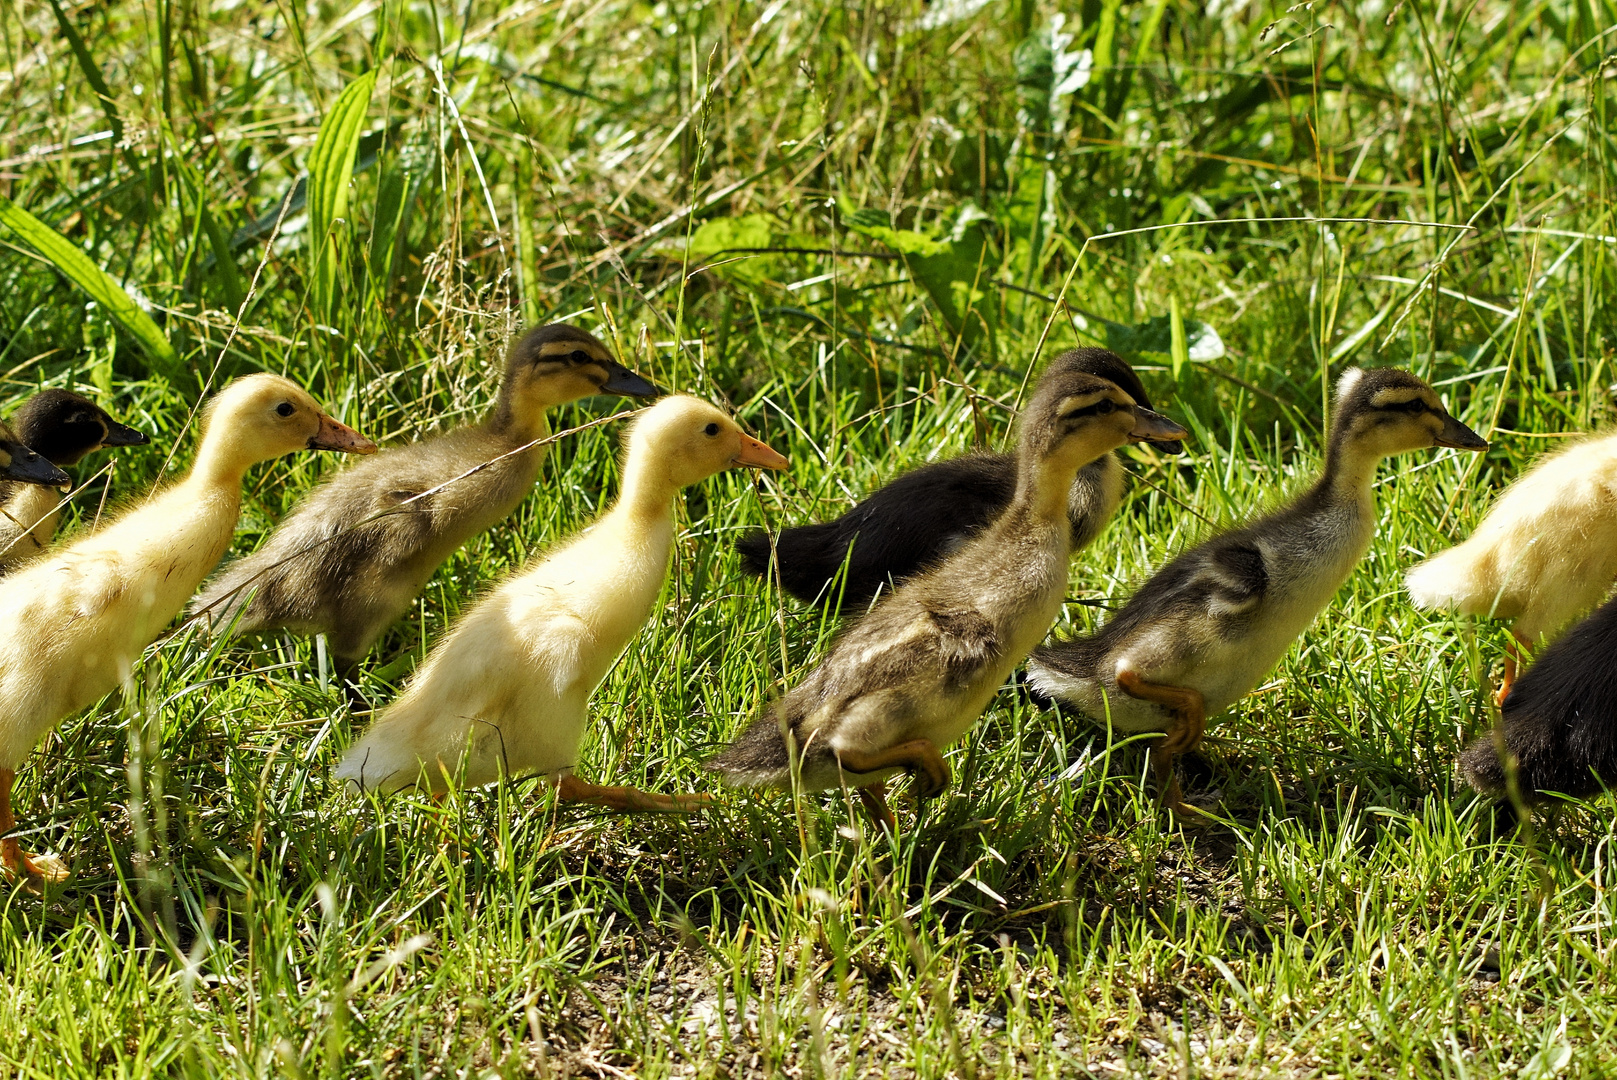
left=1494, top=629, right=1534, bottom=707
left=334, top=655, right=367, bottom=711
left=0, top=768, right=66, bottom=884
left=554, top=774, right=712, bottom=813
left=835, top=740, right=951, bottom=799
left=855, top=782, right=897, bottom=834
left=1115, top=671, right=1207, bottom=814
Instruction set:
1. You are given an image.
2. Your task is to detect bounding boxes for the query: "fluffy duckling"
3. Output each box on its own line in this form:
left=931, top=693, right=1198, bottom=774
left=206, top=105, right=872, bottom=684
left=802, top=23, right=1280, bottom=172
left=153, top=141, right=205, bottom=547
left=336, top=396, right=788, bottom=803
left=1026, top=368, right=1489, bottom=811
left=0, top=375, right=373, bottom=881
left=1406, top=430, right=1617, bottom=704
left=1458, top=593, right=1617, bottom=804
left=0, top=422, right=69, bottom=488
left=0, top=390, right=149, bottom=572
left=191, top=324, right=658, bottom=686
left=705, top=370, right=1187, bottom=826
left=734, top=347, right=1183, bottom=609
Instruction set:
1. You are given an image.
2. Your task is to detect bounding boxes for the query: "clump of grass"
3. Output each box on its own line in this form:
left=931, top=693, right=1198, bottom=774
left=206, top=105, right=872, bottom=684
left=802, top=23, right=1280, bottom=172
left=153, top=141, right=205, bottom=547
left=1, top=0, right=1616, bottom=1074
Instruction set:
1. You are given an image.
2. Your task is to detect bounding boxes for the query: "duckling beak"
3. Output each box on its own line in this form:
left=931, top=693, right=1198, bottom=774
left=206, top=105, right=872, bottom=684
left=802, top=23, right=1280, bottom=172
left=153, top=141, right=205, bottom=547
left=308, top=414, right=379, bottom=455
left=1127, top=407, right=1190, bottom=444
left=0, top=442, right=71, bottom=486
left=599, top=364, right=662, bottom=399
left=1436, top=414, right=1489, bottom=451
left=98, top=419, right=149, bottom=448
left=733, top=434, right=789, bottom=470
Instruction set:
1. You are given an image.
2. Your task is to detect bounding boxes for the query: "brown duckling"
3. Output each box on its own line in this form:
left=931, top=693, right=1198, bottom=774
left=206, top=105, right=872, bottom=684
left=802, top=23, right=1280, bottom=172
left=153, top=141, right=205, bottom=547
left=706, top=366, right=1187, bottom=827
left=191, top=324, right=658, bottom=687
left=734, top=347, right=1183, bottom=610
left=1026, top=368, right=1489, bottom=812
left=0, top=390, right=149, bottom=573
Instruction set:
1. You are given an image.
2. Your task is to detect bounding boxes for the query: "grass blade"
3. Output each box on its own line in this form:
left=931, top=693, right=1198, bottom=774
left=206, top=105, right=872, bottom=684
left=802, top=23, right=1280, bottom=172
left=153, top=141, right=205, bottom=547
left=0, top=195, right=177, bottom=374
left=307, top=69, right=378, bottom=323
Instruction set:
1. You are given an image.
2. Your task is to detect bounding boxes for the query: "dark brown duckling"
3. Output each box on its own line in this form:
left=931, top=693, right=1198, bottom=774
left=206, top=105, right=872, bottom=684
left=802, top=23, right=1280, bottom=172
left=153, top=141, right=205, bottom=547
left=190, top=324, right=658, bottom=685
left=0, top=390, right=148, bottom=572
left=734, top=347, right=1183, bottom=610
left=706, top=364, right=1188, bottom=827
left=1459, top=592, right=1617, bottom=805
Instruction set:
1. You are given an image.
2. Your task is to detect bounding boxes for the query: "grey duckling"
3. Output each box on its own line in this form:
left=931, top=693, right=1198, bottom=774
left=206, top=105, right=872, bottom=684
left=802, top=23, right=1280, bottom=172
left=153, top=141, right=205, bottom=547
left=0, top=390, right=149, bottom=573
left=1026, top=368, right=1488, bottom=812
left=191, top=324, right=658, bottom=686
left=706, top=365, right=1188, bottom=826
left=734, top=347, right=1183, bottom=610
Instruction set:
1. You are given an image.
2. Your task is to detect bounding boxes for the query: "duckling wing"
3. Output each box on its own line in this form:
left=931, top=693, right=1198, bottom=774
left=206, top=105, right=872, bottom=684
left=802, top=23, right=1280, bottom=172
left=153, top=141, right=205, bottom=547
left=927, top=607, right=1001, bottom=684
left=1200, top=540, right=1269, bottom=616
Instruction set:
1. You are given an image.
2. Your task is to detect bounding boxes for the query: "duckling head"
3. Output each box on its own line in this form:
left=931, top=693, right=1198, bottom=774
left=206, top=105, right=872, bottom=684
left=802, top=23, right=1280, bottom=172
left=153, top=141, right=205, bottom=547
left=0, top=421, right=69, bottom=486
left=1020, top=370, right=1190, bottom=479
left=1328, top=367, right=1489, bottom=463
left=496, top=324, right=660, bottom=432
left=197, top=374, right=377, bottom=474
left=623, top=395, right=788, bottom=491
left=1049, top=347, right=1185, bottom=454
left=11, top=389, right=148, bottom=467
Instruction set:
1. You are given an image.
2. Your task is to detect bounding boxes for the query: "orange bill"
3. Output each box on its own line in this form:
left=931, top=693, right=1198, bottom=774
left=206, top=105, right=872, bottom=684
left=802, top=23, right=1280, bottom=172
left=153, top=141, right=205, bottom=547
left=734, top=434, right=788, bottom=470
left=309, top=413, right=378, bottom=454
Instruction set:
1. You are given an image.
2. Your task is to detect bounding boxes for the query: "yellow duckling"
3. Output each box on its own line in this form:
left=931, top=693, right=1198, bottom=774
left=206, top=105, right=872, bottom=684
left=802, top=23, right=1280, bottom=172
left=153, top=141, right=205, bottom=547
left=1406, top=429, right=1617, bottom=703
left=336, top=395, right=788, bottom=807
left=0, top=375, right=374, bottom=881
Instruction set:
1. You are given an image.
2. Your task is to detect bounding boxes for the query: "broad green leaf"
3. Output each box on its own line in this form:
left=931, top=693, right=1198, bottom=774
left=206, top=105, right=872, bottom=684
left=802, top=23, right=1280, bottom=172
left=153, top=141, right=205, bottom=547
left=687, top=215, right=776, bottom=285
left=0, top=195, right=178, bottom=373
left=847, top=204, right=996, bottom=356
left=307, top=69, right=378, bottom=323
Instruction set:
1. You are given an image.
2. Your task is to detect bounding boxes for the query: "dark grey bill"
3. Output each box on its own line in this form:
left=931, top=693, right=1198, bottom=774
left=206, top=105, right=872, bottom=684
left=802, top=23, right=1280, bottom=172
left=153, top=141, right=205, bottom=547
left=99, top=419, right=150, bottom=448
left=1436, top=414, right=1489, bottom=451
left=600, top=364, right=662, bottom=399
left=1128, top=406, right=1191, bottom=444
left=0, top=442, right=71, bottom=486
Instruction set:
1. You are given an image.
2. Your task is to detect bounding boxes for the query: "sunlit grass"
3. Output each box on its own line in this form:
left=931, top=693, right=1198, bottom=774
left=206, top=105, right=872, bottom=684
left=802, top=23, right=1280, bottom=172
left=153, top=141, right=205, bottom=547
left=1, top=0, right=1616, bottom=1075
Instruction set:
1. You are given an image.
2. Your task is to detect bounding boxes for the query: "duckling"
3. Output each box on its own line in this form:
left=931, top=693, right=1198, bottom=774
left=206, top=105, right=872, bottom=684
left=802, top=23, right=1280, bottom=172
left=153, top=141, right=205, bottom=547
left=0, top=375, right=374, bottom=881
left=0, top=423, right=69, bottom=489
left=335, top=396, right=788, bottom=803
left=1406, top=429, right=1617, bottom=704
left=734, top=347, right=1184, bottom=609
left=191, top=324, right=658, bottom=687
left=0, top=390, right=149, bottom=572
left=1026, top=368, right=1489, bottom=812
left=1457, top=592, right=1617, bottom=804
left=705, top=369, right=1188, bottom=826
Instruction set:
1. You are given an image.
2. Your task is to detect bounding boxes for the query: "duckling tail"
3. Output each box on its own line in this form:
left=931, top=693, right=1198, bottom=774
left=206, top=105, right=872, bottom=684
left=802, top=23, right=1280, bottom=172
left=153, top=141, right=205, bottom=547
left=1405, top=542, right=1500, bottom=615
left=736, top=522, right=859, bottom=607
left=704, top=713, right=793, bottom=787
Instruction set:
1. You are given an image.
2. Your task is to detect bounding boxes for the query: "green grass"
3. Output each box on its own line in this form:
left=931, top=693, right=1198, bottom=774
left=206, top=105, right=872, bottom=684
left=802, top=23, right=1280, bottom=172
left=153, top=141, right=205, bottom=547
left=2, top=0, right=1617, bottom=1074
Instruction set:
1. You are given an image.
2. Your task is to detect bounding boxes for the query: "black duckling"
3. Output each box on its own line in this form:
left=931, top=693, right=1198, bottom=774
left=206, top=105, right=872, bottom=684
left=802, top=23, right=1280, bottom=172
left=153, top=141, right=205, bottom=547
left=190, top=324, right=658, bottom=685
left=1026, top=368, right=1489, bottom=812
left=705, top=367, right=1188, bottom=827
left=1458, top=592, right=1617, bottom=804
left=0, top=390, right=149, bottom=572
left=734, top=347, right=1184, bottom=610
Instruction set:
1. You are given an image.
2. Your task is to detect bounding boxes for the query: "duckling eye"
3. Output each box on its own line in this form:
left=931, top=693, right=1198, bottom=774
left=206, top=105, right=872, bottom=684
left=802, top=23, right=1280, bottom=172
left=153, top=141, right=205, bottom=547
left=569, top=350, right=591, bottom=365
left=1096, top=400, right=1116, bottom=415
left=704, top=422, right=720, bottom=436
left=275, top=402, right=295, bottom=418
left=1389, top=398, right=1427, bottom=414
